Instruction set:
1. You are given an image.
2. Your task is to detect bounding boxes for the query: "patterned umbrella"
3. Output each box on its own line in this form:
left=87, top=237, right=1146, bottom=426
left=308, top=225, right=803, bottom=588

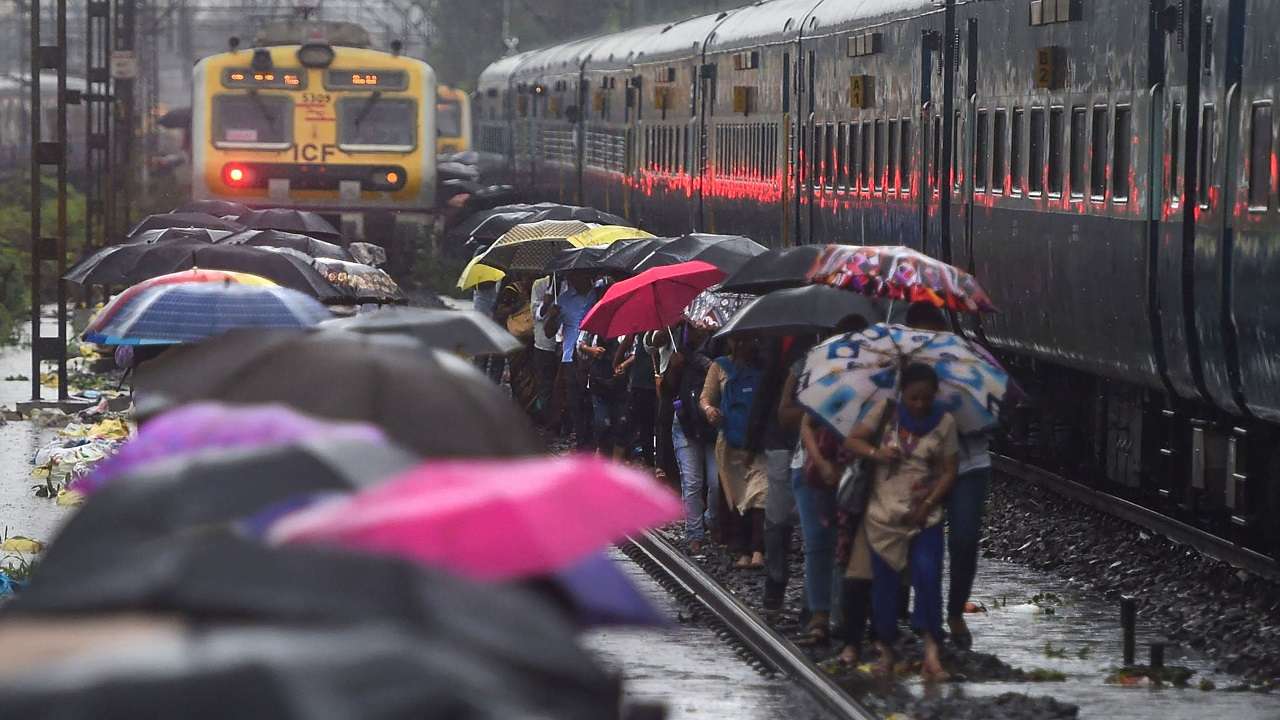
left=806, top=244, right=996, bottom=313
left=86, top=269, right=276, bottom=336
left=474, top=220, right=592, bottom=273
left=796, top=323, right=1014, bottom=436
left=681, top=287, right=754, bottom=331
left=83, top=283, right=331, bottom=346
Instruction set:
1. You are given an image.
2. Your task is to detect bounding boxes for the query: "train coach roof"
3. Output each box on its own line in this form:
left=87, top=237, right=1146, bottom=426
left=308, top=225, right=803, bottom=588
left=477, top=51, right=536, bottom=88
left=705, top=0, right=822, bottom=53
left=517, top=35, right=611, bottom=78
left=629, top=10, right=736, bottom=65
left=582, top=22, right=670, bottom=72
left=807, top=0, right=942, bottom=33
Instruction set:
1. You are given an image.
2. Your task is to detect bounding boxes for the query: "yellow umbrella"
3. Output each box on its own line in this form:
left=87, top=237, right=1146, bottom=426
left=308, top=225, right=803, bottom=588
left=457, top=255, right=506, bottom=290
left=566, top=225, right=653, bottom=248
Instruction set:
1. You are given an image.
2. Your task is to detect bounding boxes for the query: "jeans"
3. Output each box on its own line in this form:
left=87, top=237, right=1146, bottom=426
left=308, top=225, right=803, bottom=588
left=792, top=467, right=837, bottom=614
left=590, top=388, right=622, bottom=452
left=565, top=361, right=592, bottom=449
left=672, top=417, right=716, bottom=541
left=764, top=449, right=797, bottom=590
left=947, top=467, right=990, bottom=619
left=623, top=387, right=657, bottom=464
left=871, top=523, right=945, bottom=643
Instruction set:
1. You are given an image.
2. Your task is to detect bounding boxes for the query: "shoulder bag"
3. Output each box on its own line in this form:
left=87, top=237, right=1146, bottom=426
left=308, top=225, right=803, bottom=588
left=836, top=400, right=896, bottom=515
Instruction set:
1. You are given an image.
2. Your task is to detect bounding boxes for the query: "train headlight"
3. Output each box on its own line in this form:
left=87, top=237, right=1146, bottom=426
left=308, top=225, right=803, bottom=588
left=223, top=163, right=251, bottom=186
left=297, top=43, right=335, bottom=68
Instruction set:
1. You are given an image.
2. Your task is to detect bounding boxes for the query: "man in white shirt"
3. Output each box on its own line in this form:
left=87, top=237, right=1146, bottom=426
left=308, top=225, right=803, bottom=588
left=530, top=276, right=560, bottom=427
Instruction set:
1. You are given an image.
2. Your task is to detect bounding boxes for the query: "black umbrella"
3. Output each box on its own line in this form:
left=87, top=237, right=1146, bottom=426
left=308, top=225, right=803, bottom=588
left=544, top=246, right=613, bottom=274
left=323, top=308, right=521, bottom=356
left=129, top=227, right=232, bottom=245
left=718, top=244, right=827, bottom=294
left=633, top=232, right=768, bottom=274
left=459, top=184, right=520, bottom=215
left=526, top=203, right=628, bottom=226
left=64, top=242, right=349, bottom=302
left=599, top=236, right=673, bottom=274
left=218, top=229, right=352, bottom=261
left=134, top=328, right=542, bottom=458
left=38, top=438, right=416, bottom=563
left=713, top=285, right=883, bottom=339
left=155, top=106, right=191, bottom=129
left=127, top=212, right=243, bottom=238
left=238, top=208, right=341, bottom=241
left=438, top=160, right=481, bottom=183
left=174, top=199, right=250, bottom=217
left=456, top=210, right=540, bottom=247
left=310, top=258, right=406, bottom=304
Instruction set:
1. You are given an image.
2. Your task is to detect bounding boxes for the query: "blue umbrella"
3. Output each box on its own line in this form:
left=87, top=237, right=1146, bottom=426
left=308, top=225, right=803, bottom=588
left=84, top=283, right=332, bottom=346
left=540, top=551, right=668, bottom=627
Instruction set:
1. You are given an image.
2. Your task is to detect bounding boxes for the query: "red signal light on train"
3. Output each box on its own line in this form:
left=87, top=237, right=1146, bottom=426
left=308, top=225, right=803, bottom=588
left=222, top=163, right=250, bottom=186
left=385, top=171, right=400, bottom=185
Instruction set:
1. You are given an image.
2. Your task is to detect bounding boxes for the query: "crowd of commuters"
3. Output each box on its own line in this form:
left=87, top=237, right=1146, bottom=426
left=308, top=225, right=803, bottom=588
left=474, top=272, right=992, bottom=679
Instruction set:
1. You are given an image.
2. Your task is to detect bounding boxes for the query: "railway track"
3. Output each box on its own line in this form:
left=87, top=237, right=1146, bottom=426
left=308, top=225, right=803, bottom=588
left=991, top=454, right=1280, bottom=582
left=620, top=530, right=877, bottom=720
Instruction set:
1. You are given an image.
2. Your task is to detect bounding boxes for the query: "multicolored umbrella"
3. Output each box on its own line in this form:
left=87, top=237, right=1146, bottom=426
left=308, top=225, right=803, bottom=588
left=807, top=245, right=996, bottom=313
left=266, top=455, right=681, bottom=581
left=69, top=402, right=387, bottom=495
left=87, top=268, right=276, bottom=333
left=83, top=283, right=331, bottom=346
left=796, top=323, right=1014, bottom=436
left=682, top=288, right=755, bottom=331
left=580, top=260, right=725, bottom=337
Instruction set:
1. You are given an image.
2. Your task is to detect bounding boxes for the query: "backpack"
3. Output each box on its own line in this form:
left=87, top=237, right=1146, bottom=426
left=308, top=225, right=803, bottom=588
left=716, top=357, right=763, bottom=449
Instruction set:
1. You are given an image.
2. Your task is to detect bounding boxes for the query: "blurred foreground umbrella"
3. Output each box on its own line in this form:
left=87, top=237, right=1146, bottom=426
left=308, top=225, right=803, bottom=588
left=0, top=620, right=614, bottom=720
left=323, top=308, right=521, bottom=356
left=681, top=288, right=755, bottom=332
left=267, top=455, right=680, bottom=580
left=541, top=552, right=666, bottom=627
left=127, top=212, right=242, bottom=237
left=129, top=227, right=233, bottom=245
left=718, top=244, right=827, bottom=294
left=71, top=403, right=388, bottom=496
left=580, top=260, right=725, bottom=337
left=217, top=229, right=351, bottom=261
left=64, top=242, right=348, bottom=301
left=633, top=232, right=767, bottom=274
left=82, top=284, right=331, bottom=346
left=237, top=208, right=341, bottom=241
left=310, top=258, right=406, bottom=304
left=714, top=285, right=881, bottom=338
left=134, top=329, right=542, bottom=458
left=808, top=244, right=997, bottom=312
left=174, top=199, right=248, bottom=217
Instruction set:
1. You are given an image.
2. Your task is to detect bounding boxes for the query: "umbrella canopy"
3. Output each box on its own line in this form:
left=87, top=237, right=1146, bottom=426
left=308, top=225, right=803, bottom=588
left=64, top=241, right=349, bottom=302
left=475, top=220, right=593, bottom=273
left=452, top=210, right=539, bottom=246
left=70, top=402, right=388, bottom=496
left=598, top=236, right=674, bottom=274
left=807, top=244, right=997, bottom=313
left=86, top=269, right=276, bottom=333
left=541, top=552, right=666, bottom=627
left=565, top=224, right=651, bottom=248
left=174, top=199, right=249, bottom=217
left=310, top=258, right=406, bottom=304
left=633, top=233, right=767, bottom=274
left=544, top=246, right=612, bottom=274
left=155, top=105, right=191, bottom=129
left=237, top=208, right=341, bottom=241
left=267, top=455, right=681, bottom=581
left=456, top=254, right=505, bottom=290
left=797, top=323, right=1014, bottom=437
left=127, top=212, right=243, bottom=237
left=130, top=227, right=233, bottom=245
left=714, top=285, right=882, bottom=338
left=682, top=288, right=756, bottom=331
left=81, top=283, right=331, bottom=346
left=580, top=260, right=725, bottom=337
left=345, top=242, right=387, bottom=267
left=218, top=229, right=351, bottom=261
left=718, top=244, right=827, bottom=294
left=323, top=308, right=521, bottom=356
left=526, top=203, right=629, bottom=225
left=134, top=328, right=543, bottom=458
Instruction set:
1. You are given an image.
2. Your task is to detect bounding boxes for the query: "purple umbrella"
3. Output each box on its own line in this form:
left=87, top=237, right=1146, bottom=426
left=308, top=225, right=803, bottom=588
left=535, top=552, right=667, bottom=628
left=70, top=402, right=385, bottom=495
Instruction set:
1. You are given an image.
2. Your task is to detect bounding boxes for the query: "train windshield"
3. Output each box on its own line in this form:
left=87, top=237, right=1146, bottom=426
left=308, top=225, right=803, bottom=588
left=212, top=94, right=292, bottom=148
left=337, top=97, right=416, bottom=151
left=437, top=99, right=462, bottom=137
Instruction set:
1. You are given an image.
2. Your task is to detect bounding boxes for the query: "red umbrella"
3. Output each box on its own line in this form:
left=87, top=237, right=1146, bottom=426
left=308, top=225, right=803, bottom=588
left=579, top=260, right=724, bottom=337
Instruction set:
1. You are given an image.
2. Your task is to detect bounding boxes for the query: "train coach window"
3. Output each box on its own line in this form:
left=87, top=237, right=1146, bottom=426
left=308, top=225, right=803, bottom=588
left=1169, top=104, right=1183, bottom=205
left=212, top=94, right=292, bottom=149
left=952, top=111, right=961, bottom=191
left=337, top=97, right=416, bottom=151
left=1069, top=108, right=1086, bottom=198
left=992, top=111, right=1006, bottom=194
left=1113, top=107, right=1131, bottom=201
left=899, top=119, right=911, bottom=193
left=848, top=123, right=860, bottom=191
left=1011, top=109, right=1024, bottom=195
left=975, top=111, right=989, bottom=192
left=836, top=123, right=848, bottom=188
left=825, top=123, right=836, bottom=187
left=1029, top=108, right=1045, bottom=195
left=1248, top=103, right=1273, bottom=209
left=861, top=122, right=872, bottom=191
left=888, top=120, right=899, bottom=193
left=1198, top=105, right=1216, bottom=209
left=931, top=118, right=941, bottom=193
left=874, top=120, right=885, bottom=191
left=1091, top=106, right=1109, bottom=199
left=1048, top=108, right=1064, bottom=196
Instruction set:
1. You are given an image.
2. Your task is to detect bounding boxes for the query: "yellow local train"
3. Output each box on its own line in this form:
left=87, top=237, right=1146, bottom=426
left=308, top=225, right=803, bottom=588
left=191, top=22, right=436, bottom=264
left=435, top=85, right=471, bottom=155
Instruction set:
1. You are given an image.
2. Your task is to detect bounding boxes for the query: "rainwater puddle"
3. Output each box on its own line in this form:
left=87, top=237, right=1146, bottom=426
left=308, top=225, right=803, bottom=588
left=582, top=550, right=824, bottom=719
left=923, top=557, right=1280, bottom=719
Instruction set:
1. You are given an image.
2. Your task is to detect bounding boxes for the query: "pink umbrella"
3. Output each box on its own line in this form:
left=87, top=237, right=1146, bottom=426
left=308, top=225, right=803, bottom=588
left=267, top=455, right=681, bottom=581
left=579, top=260, right=724, bottom=338
left=70, top=402, right=386, bottom=495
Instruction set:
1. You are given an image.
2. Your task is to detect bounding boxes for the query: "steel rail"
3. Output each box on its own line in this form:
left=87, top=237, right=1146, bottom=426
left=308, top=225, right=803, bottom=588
left=624, top=530, right=878, bottom=720
left=991, top=454, right=1279, bottom=582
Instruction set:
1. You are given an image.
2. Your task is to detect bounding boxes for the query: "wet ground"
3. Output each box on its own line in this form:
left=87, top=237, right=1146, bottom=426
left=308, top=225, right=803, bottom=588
left=582, top=549, right=824, bottom=719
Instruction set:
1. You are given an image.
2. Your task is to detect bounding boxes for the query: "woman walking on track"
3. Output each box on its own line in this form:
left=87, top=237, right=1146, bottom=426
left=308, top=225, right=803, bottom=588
left=845, top=363, right=959, bottom=681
